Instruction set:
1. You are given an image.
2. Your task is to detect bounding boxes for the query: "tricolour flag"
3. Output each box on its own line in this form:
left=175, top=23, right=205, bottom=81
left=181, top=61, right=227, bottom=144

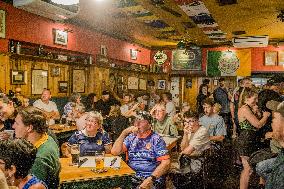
left=207, top=49, right=251, bottom=77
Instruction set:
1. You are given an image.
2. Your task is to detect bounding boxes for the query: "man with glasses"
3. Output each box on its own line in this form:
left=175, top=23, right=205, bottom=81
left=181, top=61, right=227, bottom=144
left=180, top=111, right=210, bottom=156
left=111, top=111, right=170, bottom=189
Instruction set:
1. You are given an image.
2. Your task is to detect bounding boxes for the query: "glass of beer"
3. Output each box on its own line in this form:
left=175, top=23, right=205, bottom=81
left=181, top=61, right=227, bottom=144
left=70, top=144, right=80, bottom=166
left=95, top=151, right=105, bottom=171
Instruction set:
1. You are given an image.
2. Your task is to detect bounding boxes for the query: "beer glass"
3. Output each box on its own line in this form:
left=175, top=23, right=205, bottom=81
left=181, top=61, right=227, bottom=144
left=70, top=144, right=80, bottom=166
left=95, top=151, right=105, bottom=170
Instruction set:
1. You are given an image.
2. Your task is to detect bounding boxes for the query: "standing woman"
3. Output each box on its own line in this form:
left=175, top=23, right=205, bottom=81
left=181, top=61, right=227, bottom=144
left=0, top=139, right=47, bottom=189
left=196, top=84, right=210, bottom=115
left=237, top=88, right=270, bottom=189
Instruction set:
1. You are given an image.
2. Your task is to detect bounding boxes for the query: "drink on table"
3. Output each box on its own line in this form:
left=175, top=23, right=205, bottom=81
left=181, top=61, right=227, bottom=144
left=71, top=144, right=80, bottom=166
left=95, top=151, right=105, bottom=170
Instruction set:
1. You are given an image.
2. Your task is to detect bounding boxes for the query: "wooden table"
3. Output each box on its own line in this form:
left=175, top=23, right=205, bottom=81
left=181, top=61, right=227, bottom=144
left=59, top=157, right=135, bottom=189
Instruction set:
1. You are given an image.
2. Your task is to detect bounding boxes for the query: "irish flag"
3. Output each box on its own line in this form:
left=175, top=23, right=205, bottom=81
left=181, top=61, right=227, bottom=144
left=207, top=49, right=251, bottom=77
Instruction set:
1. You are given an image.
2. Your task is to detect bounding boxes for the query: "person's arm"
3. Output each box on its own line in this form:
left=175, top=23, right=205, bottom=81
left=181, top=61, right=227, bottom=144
left=139, top=159, right=171, bottom=189
left=111, top=126, right=137, bottom=155
left=240, top=107, right=270, bottom=129
left=0, top=169, right=9, bottom=189
left=122, top=103, right=139, bottom=118
left=30, top=183, right=47, bottom=189
left=180, top=125, right=190, bottom=151
left=209, top=135, right=225, bottom=142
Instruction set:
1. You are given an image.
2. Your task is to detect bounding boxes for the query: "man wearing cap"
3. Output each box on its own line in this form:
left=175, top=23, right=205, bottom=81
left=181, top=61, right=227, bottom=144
left=95, top=90, right=113, bottom=117
left=111, top=111, right=170, bottom=189
left=265, top=100, right=284, bottom=189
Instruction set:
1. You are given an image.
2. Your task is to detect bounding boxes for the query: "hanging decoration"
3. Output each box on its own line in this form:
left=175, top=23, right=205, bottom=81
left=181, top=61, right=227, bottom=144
left=154, top=51, right=168, bottom=65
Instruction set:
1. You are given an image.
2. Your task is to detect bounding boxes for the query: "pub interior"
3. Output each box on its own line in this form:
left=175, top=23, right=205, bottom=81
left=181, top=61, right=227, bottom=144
left=0, top=0, right=284, bottom=189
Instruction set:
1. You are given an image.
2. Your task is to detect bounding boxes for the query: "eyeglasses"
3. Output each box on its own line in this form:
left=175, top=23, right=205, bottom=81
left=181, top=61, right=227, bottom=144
left=183, top=119, right=198, bottom=124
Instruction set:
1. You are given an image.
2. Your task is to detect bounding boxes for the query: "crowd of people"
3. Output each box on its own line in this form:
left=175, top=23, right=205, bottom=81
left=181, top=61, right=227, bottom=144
left=0, top=75, right=283, bottom=189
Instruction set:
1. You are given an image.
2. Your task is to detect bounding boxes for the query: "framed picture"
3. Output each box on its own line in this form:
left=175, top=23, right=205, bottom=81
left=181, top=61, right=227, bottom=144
left=128, top=76, right=138, bottom=90
left=158, top=79, right=166, bottom=90
left=54, top=29, right=68, bottom=46
left=264, top=51, right=277, bottom=66
left=58, top=81, right=68, bottom=93
left=139, top=78, right=147, bottom=90
left=50, top=66, right=60, bottom=77
left=72, top=69, right=85, bottom=93
left=0, top=9, right=5, bottom=38
left=10, top=70, right=27, bottom=85
left=130, top=49, right=138, bottom=60
left=278, top=51, right=284, bottom=66
left=32, top=70, right=48, bottom=94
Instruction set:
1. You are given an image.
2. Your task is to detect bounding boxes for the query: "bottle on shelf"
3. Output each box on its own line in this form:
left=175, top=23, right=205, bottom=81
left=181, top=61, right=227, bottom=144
left=16, top=42, right=21, bottom=54
left=38, top=45, right=44, bottom=56
left=9, top=40, right=15, bottom=53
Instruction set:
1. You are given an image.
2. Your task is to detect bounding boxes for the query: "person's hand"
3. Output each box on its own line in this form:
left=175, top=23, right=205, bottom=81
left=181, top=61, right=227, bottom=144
left=265, top=132, right=273, bottom=139
left=122, top=126, right=138, bottom=136
left=183, top=125, right=192, bottom=135
left=139, top=177, right=153, bottom=189
left=263, top=111, right=271, bottom=118
left=0, top=132, right=10, bottom=141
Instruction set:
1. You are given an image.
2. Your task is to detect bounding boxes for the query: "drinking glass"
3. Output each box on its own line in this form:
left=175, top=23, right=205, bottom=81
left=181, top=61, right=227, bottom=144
left=70, top=144, right=80, bottom=166
left=95, top=151, right=105, bottom=171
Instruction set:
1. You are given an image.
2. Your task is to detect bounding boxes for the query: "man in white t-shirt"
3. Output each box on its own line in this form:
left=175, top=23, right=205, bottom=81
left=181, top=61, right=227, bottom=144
left=180, top=111, right=210, bottom=157
left=33, top=89, right=60, bottom=125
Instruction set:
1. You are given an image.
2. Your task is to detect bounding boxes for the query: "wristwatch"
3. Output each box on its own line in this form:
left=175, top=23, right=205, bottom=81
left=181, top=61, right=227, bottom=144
left=150, top=175, right=157, bottom=182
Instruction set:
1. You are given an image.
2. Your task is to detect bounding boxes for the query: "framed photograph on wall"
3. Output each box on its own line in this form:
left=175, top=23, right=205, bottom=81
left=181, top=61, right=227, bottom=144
left=139, top=78, right=147, bottom=90
left=58, top=81, right=68, bottom=93
left=278, top=51, right=284, bottom=66
left=158, top=79, right=166, bottom=90
left=0, top=9, right=5, bottom=38
left=72, top=69, right=85, bottom=93
left=32, top=70, right=48, bottom=94
left=128, top=76, right=138, bottom=90
left=130, top=49, right=138, bottom=60
left=264, top=51, right=277, bottom=66
left=10, top=70, right=27, bottom=85
left=54, top=29, right=68, bottom=46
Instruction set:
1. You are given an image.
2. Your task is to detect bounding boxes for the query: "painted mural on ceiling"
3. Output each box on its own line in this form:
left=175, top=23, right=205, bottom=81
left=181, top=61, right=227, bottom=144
left=176, top=0, right=227, bottom=43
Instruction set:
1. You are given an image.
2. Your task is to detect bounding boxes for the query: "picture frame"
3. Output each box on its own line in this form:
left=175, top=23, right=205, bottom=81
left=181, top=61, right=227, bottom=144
left=72, top=69, right=85, bottom=93
left=50, top=66, right=60, bottom=77
left=128, top=76, right=138, bottom=90
left=32, top=70, right=48, bottom=94
left=278, top=51, right=284, bottom=66
left=0, top=9, right=5, bottom=38
left=130, top=49, right=138, bottom=60
left=10, top=70, right=27, bottom=85
left=264, top=51, right=277, bottom=66
left=139, top=78, right=147, bottom=90
left=54, top=29, right=68, bottom=46
left=158, top=79, right=166, bottom=90
left=58, top=81, right=68, bottom=93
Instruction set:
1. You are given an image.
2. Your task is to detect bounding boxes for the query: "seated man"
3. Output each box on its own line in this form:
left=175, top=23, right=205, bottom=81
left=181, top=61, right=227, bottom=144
left=111, top=111, right=170, bottom=189
left=0, top=96, right=16, bottom=140
left=199, top=98, right=226, bottom=142
left=152, top=104, right=178, bottom=137
left=33, top=89, right=60, bottom=125
left=180, top=111, right=211, bottom=157
left=12, top=106, right=60, bottom=189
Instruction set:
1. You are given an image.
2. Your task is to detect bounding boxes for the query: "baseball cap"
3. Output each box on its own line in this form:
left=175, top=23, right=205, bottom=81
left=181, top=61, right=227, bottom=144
left=266, top=100, right=284, bottom=117
left=135, top=111, right=152, bottom=123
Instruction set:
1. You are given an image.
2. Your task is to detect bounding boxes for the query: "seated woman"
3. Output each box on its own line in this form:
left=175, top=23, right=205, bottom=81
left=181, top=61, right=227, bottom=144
left=63, top=92, right=84, bottom=120
left=0, top=139, right=47, bottom=189
left=63, top=111, right=112, bottom=157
